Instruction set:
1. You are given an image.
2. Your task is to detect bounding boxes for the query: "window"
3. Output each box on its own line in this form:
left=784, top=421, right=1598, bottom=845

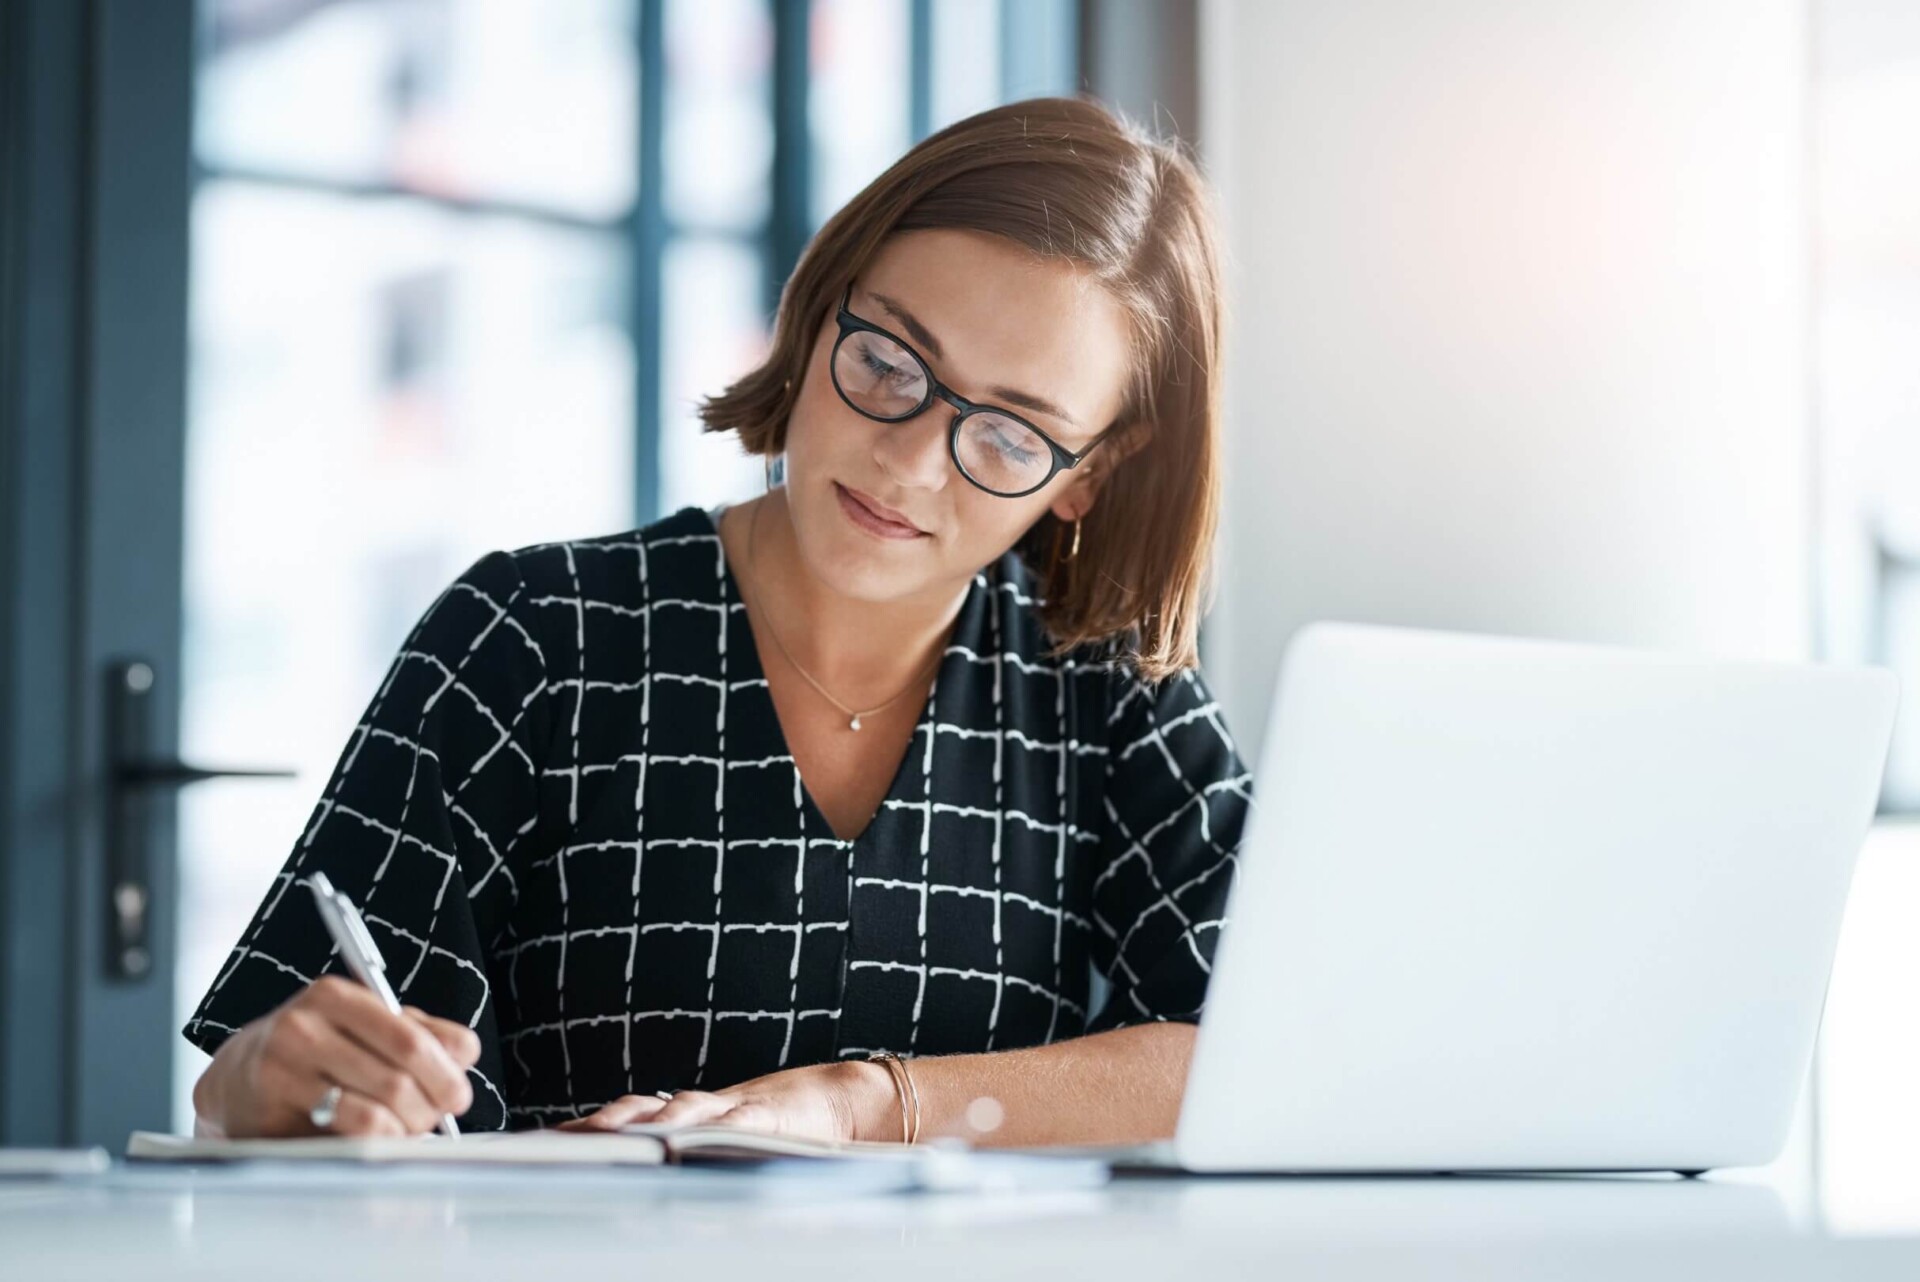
left=657, top=0, right=776, bottom=510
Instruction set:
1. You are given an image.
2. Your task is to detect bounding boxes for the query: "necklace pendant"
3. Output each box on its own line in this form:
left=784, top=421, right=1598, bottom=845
left=849, top=716, right=862, bottom=732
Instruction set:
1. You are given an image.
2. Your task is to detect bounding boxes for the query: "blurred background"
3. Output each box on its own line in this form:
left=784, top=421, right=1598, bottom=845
left=0, top=0, right=1914, bottom=1234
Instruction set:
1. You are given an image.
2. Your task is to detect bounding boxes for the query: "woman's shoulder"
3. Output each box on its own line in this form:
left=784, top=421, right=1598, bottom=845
left=500, top=505, right=726, bottom=606
left=457, top=507, right=726, bottom=686
left=983, top=546, right=1140, bottom=698
left=986, top=545, right=1233, bottom=736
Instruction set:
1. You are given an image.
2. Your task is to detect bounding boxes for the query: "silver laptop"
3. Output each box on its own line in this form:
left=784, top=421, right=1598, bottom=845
left=1152, top=623, right=1898, bottom=1175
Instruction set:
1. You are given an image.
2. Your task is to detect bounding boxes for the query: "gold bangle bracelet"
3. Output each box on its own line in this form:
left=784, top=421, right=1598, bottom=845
left=899, top=1055, right=920, bottom=1144
left=865, top=1050, right=921, bottom=1144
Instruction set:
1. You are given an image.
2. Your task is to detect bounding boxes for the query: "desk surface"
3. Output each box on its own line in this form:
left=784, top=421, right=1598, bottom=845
left=6, top=1164, right=1919, bottom=1281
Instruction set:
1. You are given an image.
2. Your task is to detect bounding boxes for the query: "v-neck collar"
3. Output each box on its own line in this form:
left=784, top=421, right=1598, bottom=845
left=700, top=502, right=990, bottom=847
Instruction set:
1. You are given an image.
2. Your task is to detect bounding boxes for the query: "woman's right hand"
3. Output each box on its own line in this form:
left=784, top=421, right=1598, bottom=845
left=192, top=976, right=480, bottom=1138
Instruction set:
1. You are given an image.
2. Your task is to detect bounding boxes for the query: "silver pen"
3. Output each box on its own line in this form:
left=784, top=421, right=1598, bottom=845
left=305, top=872, right=461, bottom=1138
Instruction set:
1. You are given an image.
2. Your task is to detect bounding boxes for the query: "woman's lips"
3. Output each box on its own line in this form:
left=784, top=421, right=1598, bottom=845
left=836, top=483, right=928, bottom=540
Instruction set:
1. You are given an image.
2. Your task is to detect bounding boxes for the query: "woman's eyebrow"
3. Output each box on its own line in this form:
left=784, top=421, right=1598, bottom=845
left=870, top=290, right=1084, bottom=431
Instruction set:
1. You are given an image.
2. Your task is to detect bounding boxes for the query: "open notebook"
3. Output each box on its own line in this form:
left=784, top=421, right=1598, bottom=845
left=127, top=1126, right=918, bottom=1167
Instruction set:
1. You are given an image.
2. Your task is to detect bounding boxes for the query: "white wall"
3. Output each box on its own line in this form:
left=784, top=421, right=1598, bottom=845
left=1199, top=0, right=1812, bottom=768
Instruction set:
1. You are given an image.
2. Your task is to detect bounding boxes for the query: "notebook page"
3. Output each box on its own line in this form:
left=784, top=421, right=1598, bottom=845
left=126, top=1130, right=668, bottom=1165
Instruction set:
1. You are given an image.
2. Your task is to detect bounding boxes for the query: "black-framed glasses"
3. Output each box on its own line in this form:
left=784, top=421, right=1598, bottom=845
left=829, top=282, right=1113, bottom=499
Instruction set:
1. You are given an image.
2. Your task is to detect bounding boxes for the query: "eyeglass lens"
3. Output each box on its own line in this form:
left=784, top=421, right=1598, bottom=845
left=833, top=328, right=1054, bottom=495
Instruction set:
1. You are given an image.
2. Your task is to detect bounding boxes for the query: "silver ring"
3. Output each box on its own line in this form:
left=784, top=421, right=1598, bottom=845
left=309, top=1084, right=344, bottom=1131
left=653, top=1090, right=675, bottom=1102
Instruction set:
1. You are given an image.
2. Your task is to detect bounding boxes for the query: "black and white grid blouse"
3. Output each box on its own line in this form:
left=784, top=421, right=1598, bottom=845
left=185, top=504, right=1252, bottom=1130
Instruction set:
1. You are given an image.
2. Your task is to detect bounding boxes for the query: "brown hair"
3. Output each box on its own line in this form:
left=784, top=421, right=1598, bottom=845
left=698, top=95, right=1227, bottom=683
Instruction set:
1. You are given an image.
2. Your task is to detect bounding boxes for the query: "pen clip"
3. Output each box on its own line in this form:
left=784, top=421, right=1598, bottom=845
left=308, top=871, right=387, bottom=971
left=342, top=902, right=386, bottom=971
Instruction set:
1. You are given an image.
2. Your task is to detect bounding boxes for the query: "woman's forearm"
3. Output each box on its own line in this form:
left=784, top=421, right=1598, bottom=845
left=865, top=1022, right=1197, bottom=1147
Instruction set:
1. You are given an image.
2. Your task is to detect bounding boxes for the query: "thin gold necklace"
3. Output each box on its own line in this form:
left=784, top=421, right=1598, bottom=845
left=739, top=497, right=943, bottom=732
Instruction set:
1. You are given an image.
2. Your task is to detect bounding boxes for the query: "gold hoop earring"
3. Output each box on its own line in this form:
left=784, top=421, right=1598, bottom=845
left=1069, top=517, right=1082, bottom=560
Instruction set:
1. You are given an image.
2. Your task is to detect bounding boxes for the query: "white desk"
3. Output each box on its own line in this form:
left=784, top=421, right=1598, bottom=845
left=5, top=1165, right=1919, bottom=1281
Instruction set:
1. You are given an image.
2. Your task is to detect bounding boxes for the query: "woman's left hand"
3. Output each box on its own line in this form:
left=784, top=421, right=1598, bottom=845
left=554, top=1059, right=898, bottom=1143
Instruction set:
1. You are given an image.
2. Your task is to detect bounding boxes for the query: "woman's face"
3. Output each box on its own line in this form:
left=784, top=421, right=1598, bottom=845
left=780, top=228, right=1136, bottom=606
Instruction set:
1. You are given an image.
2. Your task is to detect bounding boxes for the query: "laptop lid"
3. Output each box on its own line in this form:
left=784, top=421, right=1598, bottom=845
left=1177, top=623, right=1898, bottom=1173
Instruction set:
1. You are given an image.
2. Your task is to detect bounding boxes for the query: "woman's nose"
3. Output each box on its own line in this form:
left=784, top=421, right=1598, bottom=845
left=873, top=408, right=953, bottom=491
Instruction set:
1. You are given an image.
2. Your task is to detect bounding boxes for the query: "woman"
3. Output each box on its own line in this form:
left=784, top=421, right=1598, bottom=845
left=185, top=95, right=1251, bottom=1147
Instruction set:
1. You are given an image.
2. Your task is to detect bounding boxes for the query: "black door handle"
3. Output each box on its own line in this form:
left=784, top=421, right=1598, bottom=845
left=106, top=660, right=297, bottom=980
left=118, top=761, right=298, bottom=787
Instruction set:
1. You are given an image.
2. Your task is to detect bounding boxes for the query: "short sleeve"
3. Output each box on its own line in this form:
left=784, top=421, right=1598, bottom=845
left=1086, top=665, right=1251, bottom=1032
left=182, top=550, right=551, bottom=1131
